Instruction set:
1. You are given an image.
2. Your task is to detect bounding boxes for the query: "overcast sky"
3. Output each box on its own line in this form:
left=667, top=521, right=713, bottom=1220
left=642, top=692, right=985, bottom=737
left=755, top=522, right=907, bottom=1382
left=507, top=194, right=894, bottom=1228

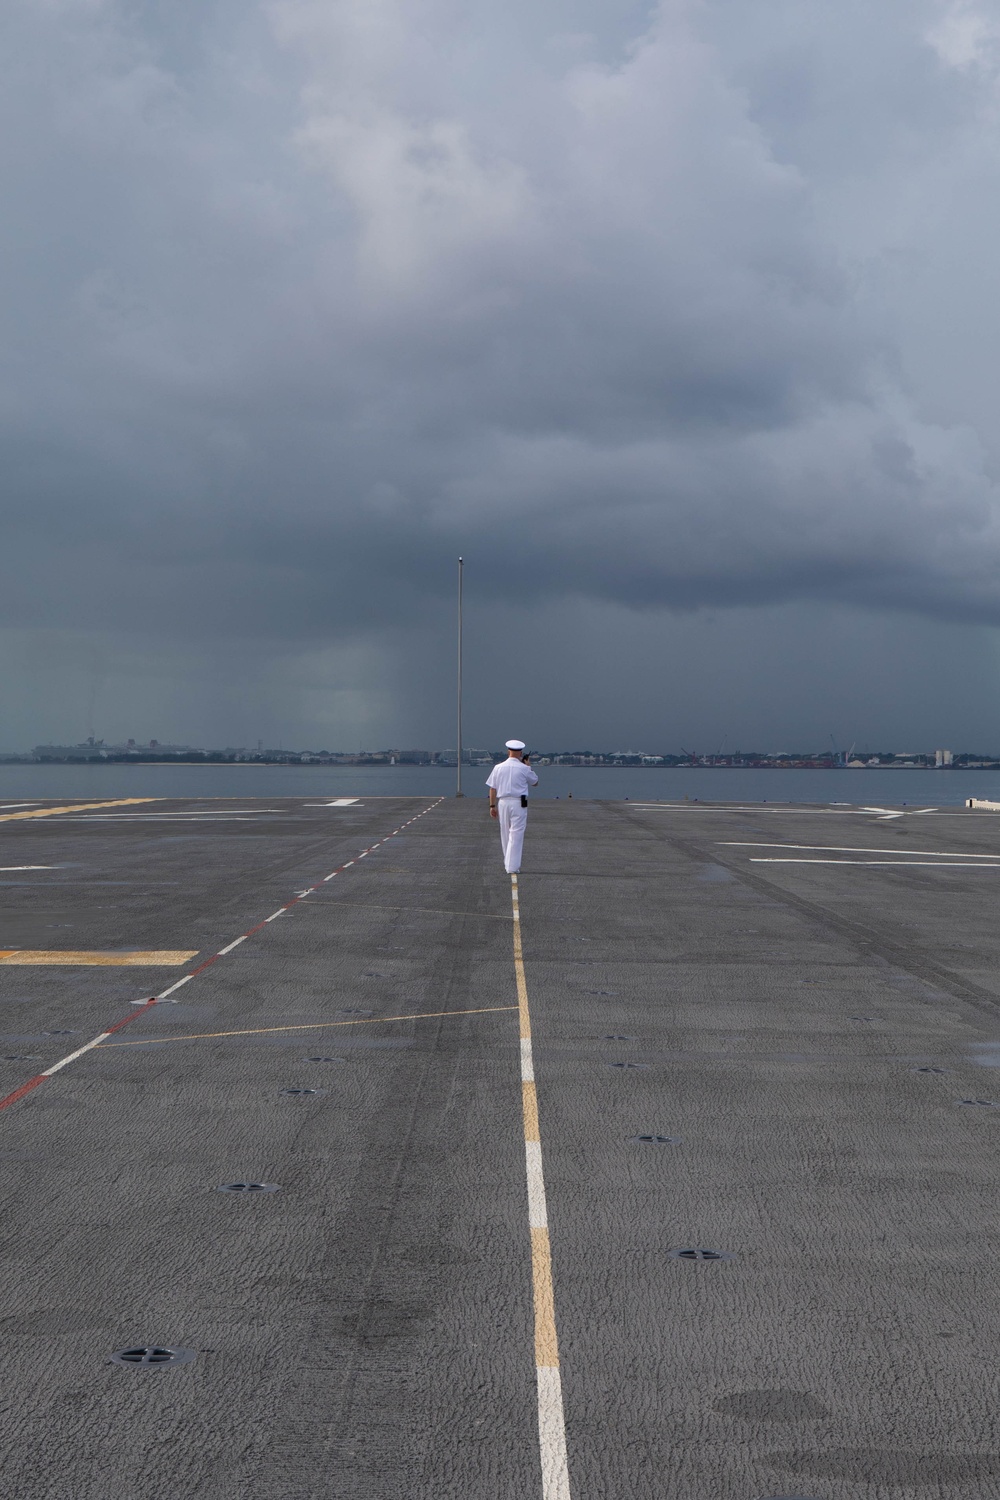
left=3, top=0, right=1000, bottom=752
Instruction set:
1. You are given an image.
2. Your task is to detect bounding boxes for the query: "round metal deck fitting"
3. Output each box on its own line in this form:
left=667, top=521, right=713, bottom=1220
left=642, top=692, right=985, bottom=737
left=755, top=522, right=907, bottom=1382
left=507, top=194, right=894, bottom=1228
left=111, top=1346, right=196, bottom=1368
left=913, top=1066, right=948, bottom=1074
left=668, top=1247, right=734, bottom=1261
left=630, top=1134, right=680, bottom=1145
left=305, top=1056, right=345, bottom=1063
left=280, top=1087, right=326, bottom=1096
left=959, top=1098, right=997, bottom=1108
left=607, top=1061, right=650, bottom=1070
left=217, top=1182, right=280, bottom=1194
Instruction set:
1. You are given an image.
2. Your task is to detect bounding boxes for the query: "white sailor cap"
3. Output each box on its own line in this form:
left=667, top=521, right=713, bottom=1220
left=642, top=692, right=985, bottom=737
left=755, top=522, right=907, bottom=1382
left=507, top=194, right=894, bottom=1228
left=505, top=739, right=526, bottom=750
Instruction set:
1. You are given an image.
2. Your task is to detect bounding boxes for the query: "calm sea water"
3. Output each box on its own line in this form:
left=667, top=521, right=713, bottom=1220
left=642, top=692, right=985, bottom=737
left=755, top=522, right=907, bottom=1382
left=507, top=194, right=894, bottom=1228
left=0, top=762, right=995, bottom=806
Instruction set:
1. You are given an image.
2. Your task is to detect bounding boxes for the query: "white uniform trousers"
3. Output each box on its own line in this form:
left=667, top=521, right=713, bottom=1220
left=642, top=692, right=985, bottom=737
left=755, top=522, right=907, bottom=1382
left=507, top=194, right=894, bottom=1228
left=497, top=796, right=528, bottom=874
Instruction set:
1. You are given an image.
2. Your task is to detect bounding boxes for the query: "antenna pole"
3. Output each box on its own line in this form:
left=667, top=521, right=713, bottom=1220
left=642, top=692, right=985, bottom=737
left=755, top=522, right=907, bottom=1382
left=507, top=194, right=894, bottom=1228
left=456, top=556, right=464, bottom=797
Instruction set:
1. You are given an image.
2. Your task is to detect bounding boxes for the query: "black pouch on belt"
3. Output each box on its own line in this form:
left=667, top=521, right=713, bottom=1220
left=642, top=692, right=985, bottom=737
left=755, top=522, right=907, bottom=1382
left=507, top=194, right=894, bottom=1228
left=520, top=795, right=528, bottom=808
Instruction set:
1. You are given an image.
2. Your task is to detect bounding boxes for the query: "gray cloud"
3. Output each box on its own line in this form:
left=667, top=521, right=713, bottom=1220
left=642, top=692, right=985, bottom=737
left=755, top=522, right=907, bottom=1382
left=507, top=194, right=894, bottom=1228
left=2, top=0, right=1000, bottom=746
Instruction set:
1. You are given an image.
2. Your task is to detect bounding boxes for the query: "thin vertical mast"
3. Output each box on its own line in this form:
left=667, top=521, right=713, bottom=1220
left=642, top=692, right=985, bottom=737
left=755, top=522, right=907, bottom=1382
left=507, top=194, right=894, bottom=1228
left=456, top=556, right=464, bottom=797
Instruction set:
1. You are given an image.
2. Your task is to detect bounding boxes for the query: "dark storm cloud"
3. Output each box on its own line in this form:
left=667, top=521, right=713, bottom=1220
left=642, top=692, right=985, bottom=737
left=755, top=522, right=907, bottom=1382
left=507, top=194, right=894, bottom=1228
left=2, top=0, right=1000, bottom=744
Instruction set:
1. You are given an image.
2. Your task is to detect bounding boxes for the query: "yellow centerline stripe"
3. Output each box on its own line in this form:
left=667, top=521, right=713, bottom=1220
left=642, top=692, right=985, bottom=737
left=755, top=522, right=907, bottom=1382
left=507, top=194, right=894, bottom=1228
left=531, top=1228, right=561, bottom=1368
left=97, top=1005, right=517, bottom=1047
left=513, top=886, right=531, bottom=1038
left=511, top=873, right=572, bottom=1500
left=0, top=798, right=158, bottom=824
left=522, top=1080, right=540, bottom=1142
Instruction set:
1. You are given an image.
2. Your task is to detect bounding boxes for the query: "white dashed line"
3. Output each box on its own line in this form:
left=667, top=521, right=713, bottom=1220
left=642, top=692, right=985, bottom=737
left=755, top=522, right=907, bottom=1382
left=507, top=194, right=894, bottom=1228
left=41, top=1036, right=111, bottom=1076
left=156, top=975, right=195, bottom=999
left=0, top=798, right=446, bottom=1110
left=216, top=936, right=247, bottom=956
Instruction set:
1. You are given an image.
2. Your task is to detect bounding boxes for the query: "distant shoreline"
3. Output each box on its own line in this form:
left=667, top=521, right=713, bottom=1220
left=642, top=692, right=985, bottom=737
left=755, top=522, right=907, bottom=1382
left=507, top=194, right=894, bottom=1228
left=0, top=759, right=986, bottom=770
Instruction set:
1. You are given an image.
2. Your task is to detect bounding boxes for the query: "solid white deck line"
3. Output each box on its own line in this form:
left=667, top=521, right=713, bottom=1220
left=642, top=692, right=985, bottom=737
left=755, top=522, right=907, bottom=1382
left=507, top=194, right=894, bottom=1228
left=629, top=804, right=944, bottom=816
left=720, top=841, right=1000, bottom=858
left=750, top=859, right=1000, bottom=867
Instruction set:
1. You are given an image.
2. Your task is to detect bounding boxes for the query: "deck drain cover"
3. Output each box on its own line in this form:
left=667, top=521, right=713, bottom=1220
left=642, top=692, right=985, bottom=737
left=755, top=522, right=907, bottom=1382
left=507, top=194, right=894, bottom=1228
left=959, top=1098, right=997, bottom=1108
left=280, top=1087, right=326, bottom=1096
left=669, top=1247, right=734, bottom=1261
left=217, top=1181, right=280, bottom=1193
left=111, top=1346, right=196, bottom=1368
left=631, top=1134, right=680, bottom=1144
left=913, top=1066, right=949, bottom=1074
left=607, top=1061, right=650, bottom=1070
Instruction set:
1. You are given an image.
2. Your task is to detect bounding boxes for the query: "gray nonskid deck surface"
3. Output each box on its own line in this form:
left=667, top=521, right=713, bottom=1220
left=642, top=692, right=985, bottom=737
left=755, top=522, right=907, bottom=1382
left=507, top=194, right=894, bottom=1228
left=2, top=796, right=1000, bottom=1497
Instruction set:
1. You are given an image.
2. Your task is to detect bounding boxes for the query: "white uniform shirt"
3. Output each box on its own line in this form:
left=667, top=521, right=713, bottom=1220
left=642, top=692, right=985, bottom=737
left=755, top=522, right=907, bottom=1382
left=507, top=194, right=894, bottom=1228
left=486, top=758, right=539, bottom=798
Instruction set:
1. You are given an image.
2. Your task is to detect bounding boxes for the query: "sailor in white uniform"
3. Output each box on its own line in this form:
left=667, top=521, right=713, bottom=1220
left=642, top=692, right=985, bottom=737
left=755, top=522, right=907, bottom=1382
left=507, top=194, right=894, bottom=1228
left=486, top=740, right=539, bottom=874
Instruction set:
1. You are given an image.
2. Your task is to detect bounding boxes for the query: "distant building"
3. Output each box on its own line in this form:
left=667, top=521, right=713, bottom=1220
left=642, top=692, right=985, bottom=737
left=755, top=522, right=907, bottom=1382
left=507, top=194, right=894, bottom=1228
left=33, top=738, right=107, bottom=761
left=32, top=737, right=202, bottom=762
left=935, top=749, right=954, bottom=768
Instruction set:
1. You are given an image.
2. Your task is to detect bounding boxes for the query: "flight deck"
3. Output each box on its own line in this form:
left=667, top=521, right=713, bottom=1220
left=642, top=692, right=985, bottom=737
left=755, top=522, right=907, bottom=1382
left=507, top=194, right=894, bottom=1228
left=2, top=793, right=1000, bottom=1499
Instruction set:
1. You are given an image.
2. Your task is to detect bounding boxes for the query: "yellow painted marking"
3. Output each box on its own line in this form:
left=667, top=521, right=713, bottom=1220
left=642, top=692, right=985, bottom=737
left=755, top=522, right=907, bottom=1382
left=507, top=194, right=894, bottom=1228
left=531, top=1227, right=560, bottom=1368
left=97, top=1005, right=517, bottom=1046
left=512, top=889, right=531, bottom=1038
left=0, top=950, right=198, bottom=966
left=522, top=1080, right=540, bottom=1143
left=0, top=798, right=158, bottom=824
left=511, top=872, right=572, bottom=1498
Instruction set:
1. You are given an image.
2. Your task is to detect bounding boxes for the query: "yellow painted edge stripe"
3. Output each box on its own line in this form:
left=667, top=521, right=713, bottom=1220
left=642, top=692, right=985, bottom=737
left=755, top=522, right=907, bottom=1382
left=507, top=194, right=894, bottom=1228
left=0, top=798, right=158, bottom=824
left=0, top=950, right=198, bottom=966
left=531, top=1227, right=560, bottom=1367
left=511, top=873, right=572, bottom=1497
left=512, top=876, right=563, bottom=1372
left=522, top=1080, right=540, bottom=1143
left=512, top=895, right=530, bottom=1039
